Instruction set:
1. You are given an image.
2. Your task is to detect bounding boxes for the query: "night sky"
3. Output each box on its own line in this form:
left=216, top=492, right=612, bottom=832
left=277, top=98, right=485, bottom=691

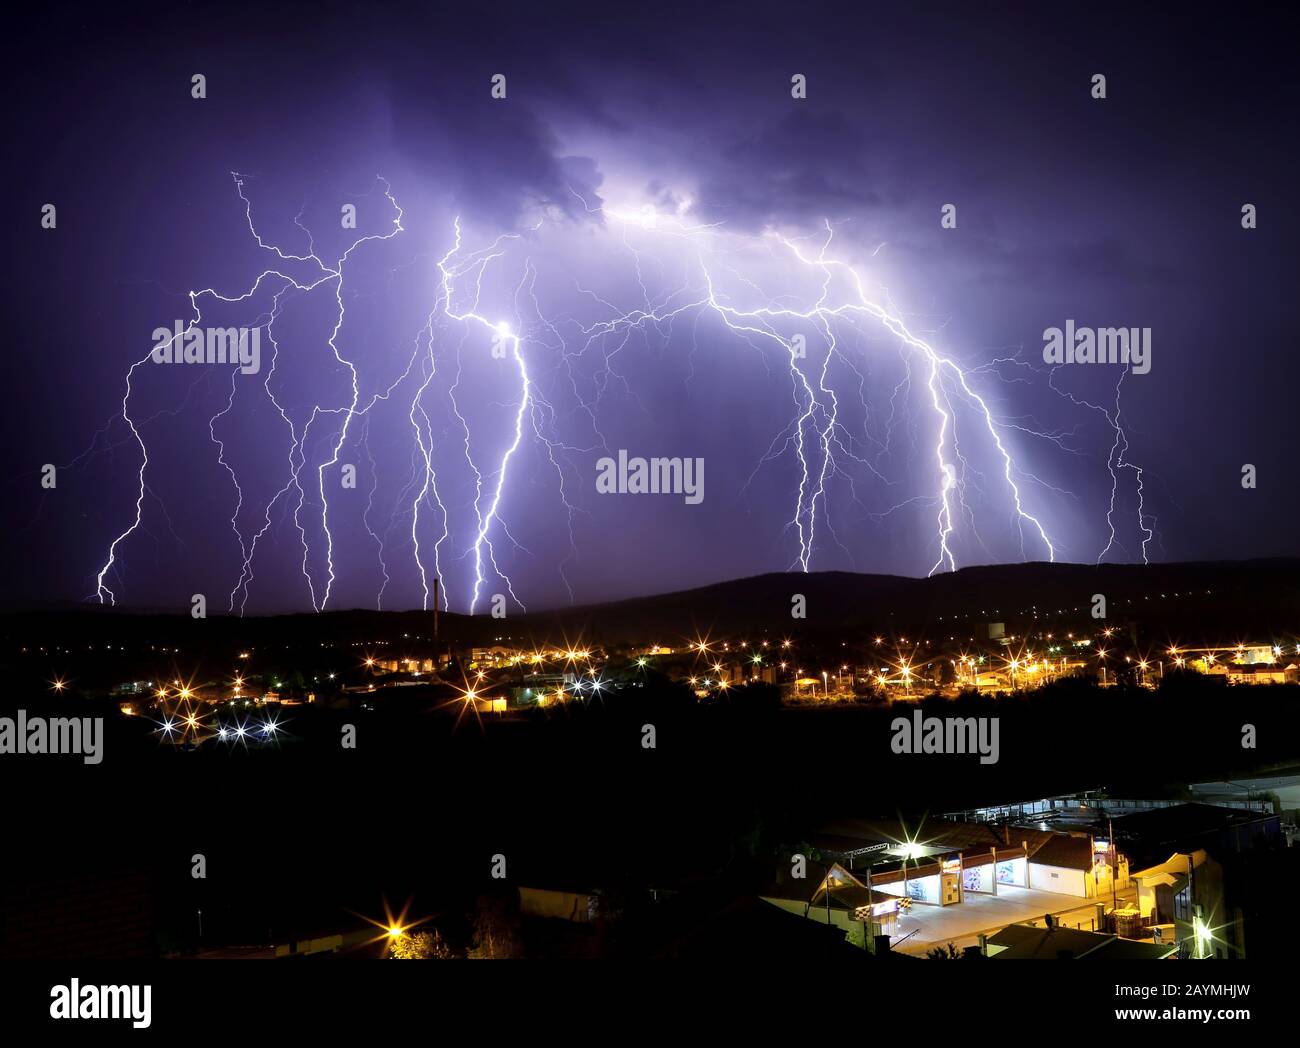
left=5, top=1, right=1297, bottom=613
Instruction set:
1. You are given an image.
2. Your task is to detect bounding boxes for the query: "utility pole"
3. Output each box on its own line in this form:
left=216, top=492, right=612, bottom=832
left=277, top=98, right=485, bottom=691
left=1109, top=817, right=1118, bottom=913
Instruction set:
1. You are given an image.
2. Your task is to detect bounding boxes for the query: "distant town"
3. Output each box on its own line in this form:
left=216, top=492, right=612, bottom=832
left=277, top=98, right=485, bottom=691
left=5, top=562, right=1300, bottom=963
left=20, top=598, right=1300, bottom=742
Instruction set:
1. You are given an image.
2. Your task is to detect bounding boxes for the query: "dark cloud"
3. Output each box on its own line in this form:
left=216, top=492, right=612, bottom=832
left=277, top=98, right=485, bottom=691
left=3, top=1, right=1297, bottom=610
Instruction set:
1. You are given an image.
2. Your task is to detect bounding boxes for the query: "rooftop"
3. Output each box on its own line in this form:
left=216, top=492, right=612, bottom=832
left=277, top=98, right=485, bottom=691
left=988, top=922, right=1176, bottom=960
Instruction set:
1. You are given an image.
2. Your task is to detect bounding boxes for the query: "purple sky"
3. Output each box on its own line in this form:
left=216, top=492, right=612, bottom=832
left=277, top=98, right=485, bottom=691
left=6, top=2, right=1298, bottom=613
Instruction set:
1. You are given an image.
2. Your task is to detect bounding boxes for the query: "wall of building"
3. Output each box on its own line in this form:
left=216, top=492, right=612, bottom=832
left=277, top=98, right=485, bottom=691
left=1029, top=862, right=1087, bottom=896
left=876, top=873, right=940, bottom=904
left=962, top=863, right=994, bottom=893
left=995, top=856, right=1026, bottom=887
left=518, top=887, right=593, bottom=923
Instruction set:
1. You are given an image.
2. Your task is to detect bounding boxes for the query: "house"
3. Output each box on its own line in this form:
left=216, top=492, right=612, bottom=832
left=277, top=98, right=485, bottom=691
left=1225, top=662, right=1293, bottom=685
left=1132, top=842, right=1300, bottom=959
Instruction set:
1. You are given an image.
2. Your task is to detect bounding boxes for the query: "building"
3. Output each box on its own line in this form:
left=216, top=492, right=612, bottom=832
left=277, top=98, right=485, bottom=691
left=1225, top=662, right=1294, bottom=685
left=1110, top=802, right=1281, bottom=871
left=809, top=816, right=1128, bottom=903
left=374, top=657, right=437, bottom=674
left=518, top=886, right=599, bottom=923
left=510, top=673, right=577, bottom=707
left=470, top=646, right=515, bottom=667
left=1119, top=803, right=1288, bottom=959
left=760, top=860, right=906, bottom=951
left=1131, top=849, right=1211, bottom=956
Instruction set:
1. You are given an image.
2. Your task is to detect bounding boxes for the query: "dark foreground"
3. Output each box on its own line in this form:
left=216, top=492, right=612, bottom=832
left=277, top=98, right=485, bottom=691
left=3, top=673, right=1298, bottom=959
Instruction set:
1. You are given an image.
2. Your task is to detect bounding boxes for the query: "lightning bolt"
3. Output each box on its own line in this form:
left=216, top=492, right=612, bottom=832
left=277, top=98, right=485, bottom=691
left=91, top=178, right=1153, bottom=613
left=96, top=172, right=402, bottom=609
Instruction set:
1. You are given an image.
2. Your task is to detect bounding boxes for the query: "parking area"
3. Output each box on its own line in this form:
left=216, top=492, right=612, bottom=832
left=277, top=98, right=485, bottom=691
left=888, top=883, right=1135, bottom=955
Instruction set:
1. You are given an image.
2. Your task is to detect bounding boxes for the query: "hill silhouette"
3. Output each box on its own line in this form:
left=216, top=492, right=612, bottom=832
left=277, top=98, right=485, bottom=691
left=4, top=558, right=1298, bottom=650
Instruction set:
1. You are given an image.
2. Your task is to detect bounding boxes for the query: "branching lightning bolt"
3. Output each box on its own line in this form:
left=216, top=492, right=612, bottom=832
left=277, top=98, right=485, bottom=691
left=91, top=178, right=1154, bottom=613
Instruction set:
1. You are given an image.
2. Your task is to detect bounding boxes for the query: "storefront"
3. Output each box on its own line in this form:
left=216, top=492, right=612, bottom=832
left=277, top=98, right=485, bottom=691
left=995, top=854, right=1027, bottom=888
